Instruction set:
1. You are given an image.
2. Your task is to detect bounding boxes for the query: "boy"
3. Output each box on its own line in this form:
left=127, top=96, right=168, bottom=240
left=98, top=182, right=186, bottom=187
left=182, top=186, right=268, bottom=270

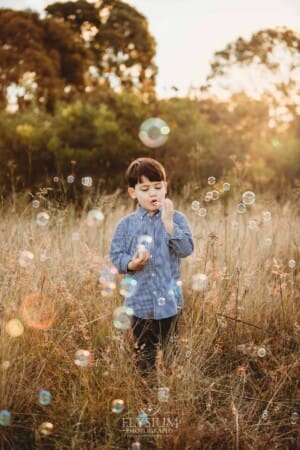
left=110, top=157, right=194, bottom=376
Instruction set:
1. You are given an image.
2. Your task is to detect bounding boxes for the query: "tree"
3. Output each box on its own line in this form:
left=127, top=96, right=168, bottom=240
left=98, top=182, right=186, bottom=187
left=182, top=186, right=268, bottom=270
left=203, top=27, right=300, bottom=122
left=0, top=8, right=89, bottom=112
left=45, top=0, right=157, bottom=98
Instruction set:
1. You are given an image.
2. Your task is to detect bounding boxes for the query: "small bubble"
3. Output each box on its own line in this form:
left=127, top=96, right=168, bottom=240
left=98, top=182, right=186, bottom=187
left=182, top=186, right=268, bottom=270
left=111, top=399, right=124, bottom=413
left=288, top=259, right=296, bottom=269
left=19, top=250, right=34, bottom=267
left=198, top=207, right=207, bottom=217
left=231, top=220, right=239, bottom=231
left=191, top=200, right=200, bottom=211
left=157, top=387, right=170, bottom=402
left=38, top=422, right=54, bottom=436
left=257, top=347, right=266, bottom=358
left=211, top=190, right=219, bottom=200
left=36, top=212, right=50, bottom=227
left=248, top=219, right=257, bottom=231
left=131, top=441, right=141, bottom=450
left=242, top=191, right=255, bottom=205
left=236, top=203, right=246, bottom=214
left=185, top=350, right=192, bottom=358
left=53, top=176, right=59, bottom=183
left=39, top=390, right=51, bottom=406
left=74, top=349, right=91, bottom=367
left=191, top=273, right=207, bottom=290
left=67, top=175, right=75, bottom=184
left=262, top=211, right=272, bottom=223
left=261, top=410, right=268, bottom=420
left=208, top=176, right=216, bottom=185
left=157, top=297, right=166, bottom=306
left=204, top=193, right=212, bottom=202
left=264, top=237, right=272, bottom=247
left=1, top=361, right=10, bottom=370
left=32, top=200, right=40, bottom=208
left=137, top=412, right=148, bottom=427
left=71, top=232, right=80, bottom=241
left=223, top=182, right=231, bottom=192
left=5, top=319, right=24, bottom=337
left=39, top=249, right=47, bottom=262
left=0, top=410, right=11, bottom=426
left=87, top=209, right=104, bottom=226
left=81, top=176, right=93, bottom=187
left=290, top=412, right=299, bottom=425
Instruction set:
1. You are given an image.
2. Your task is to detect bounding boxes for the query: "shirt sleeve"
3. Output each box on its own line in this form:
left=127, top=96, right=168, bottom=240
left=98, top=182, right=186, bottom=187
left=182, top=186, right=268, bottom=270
left=109, top=218, right=132, bottom=274
left=166, top=211, right=194, bottom=257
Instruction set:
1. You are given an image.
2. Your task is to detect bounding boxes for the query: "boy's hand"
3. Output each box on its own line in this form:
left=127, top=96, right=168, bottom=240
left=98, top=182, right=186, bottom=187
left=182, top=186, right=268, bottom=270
left=127, top=250, right=150, bottom=271
left=161, top=198, right=174, bottom=235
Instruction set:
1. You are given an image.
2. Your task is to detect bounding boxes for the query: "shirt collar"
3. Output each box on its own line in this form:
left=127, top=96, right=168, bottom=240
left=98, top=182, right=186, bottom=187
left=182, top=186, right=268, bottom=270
left=135, top=204, right=161, bottom=219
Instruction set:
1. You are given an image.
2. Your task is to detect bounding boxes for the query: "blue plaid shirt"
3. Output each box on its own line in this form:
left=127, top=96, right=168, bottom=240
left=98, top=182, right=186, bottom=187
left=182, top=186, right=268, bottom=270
left=110, top=205, right=194, bottom=319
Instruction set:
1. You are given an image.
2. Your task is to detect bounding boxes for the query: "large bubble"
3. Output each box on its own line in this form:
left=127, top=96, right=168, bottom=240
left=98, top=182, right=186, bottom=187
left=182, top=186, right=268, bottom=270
left=119, top=277, right=137, bottom=298
left=20, top=293, right=56, bottom=330
left=242, top=191, right=255, bottom=205
left=139, top=117, right=170, bottom=148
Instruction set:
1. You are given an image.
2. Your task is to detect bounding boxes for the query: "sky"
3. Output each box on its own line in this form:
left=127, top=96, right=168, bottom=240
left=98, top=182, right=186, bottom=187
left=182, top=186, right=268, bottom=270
left=0, top=0, right=299, bottom=97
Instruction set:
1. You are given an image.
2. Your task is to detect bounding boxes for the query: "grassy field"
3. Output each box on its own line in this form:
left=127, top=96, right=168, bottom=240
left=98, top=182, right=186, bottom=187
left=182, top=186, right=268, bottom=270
left=0, top=189, right=299, bottom=450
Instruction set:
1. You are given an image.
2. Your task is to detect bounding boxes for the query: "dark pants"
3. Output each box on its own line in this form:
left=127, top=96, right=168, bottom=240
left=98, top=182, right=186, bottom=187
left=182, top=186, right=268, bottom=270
left=132, top=314, right=179, bottom=375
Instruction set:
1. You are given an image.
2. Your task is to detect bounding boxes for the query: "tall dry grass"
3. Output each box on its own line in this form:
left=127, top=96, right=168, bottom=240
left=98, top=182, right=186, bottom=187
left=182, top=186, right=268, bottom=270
left=0, top=190, right=299, bottom=450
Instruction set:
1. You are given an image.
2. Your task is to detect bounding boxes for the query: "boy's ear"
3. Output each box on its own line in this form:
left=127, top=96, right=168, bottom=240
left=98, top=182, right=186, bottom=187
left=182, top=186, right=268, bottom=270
left=164, top=181, right=168, bottom=196
left=128, top=187, right=136, bottom=199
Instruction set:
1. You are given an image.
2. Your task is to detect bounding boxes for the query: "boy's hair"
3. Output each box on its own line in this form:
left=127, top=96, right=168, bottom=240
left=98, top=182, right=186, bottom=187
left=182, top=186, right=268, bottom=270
left=126, top=157, right=167, bottom=188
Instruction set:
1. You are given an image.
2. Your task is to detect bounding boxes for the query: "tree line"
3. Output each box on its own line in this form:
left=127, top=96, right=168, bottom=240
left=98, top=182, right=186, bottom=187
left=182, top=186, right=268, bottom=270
left=0, top=1, right=299, bottom=201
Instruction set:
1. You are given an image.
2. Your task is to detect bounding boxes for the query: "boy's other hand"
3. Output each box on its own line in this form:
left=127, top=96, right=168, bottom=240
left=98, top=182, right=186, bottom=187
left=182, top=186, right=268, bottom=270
left=127, top=250, right=150, bottom=271
left=161, top=198, right=174, bottom=235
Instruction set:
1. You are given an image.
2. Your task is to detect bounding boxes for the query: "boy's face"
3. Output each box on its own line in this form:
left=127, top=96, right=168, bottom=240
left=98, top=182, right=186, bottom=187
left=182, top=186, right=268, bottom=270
left=128, top=176, right=167, bottom=213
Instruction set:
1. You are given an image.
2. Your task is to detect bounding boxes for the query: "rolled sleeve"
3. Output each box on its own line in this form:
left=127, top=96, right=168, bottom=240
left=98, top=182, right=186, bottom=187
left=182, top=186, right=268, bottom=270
left=166, top=212, right=194, bottom=257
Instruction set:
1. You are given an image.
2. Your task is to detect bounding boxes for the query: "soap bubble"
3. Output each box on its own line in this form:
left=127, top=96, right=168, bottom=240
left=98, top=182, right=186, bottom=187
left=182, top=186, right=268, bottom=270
left=38, top=422, right=54, bottom=436
left=262, top=211, right=272, bottom=223
left=257, top=347, right=266, bottom=358
left=139, top=117, right=170, bottom=148
left=36, top=212, right=49, bottom=227
left=21, top=293, right=56, bottom=330
left=74, top=349, right=91, bottom=367
left=113, top=306, right=134, bottom=330
left=290, top=412, right=299, bottom=425
left=19, top=250, right=34, bottom=267
left=191, top=200, right=200, bottom=211
left=0, top=410, right=11, bottom=426
left=111, top=399, right=125, bottom=413
left=242, top=191, right=255, bottom=205
left=81, top=176, right=93, bottom=187
left=231, top=220, right=239, bottom=231
left=208, top=176, right=216, bottom=185
left=39, top=249, right=47, bottom=262
left=53, top=176, right=59, bottom=183
left=71, top=231, right=80, bottom=241
left=288, top=259, right=296, bottom=269
left=32, top=199, right=40, bottom=208
left=5, top=319, right=24, bottom=337
left=223, top=182, right=231, bottom=192
left=67, top=175, right=75, bottom=184
left=99, top=264, right=118, bottom=296
left=204, top=191, right=213, bottom=202
left=157, top=297, right=166, bottom=306
left=39, top=390, right=51, bottom=406
left=87, top=209, right=104, bottom=226
left=261, top=410, right=268, bottom=420
left=137, top=235, right=152, bottom=257
left=264, top=237, right=272, bottom=247
left=211, top=190, right=219, bottom=200
left=157, top=387, right=170, bottom=402
left=248, top=219, right=257, bottom=231
left=120, top=277, right=137, bottom=298
left=131, top=442, right=141, bottom=450
left=236, top=203, right=246, bottom=214
left=192, top=273, right=207, bottom=290
left=137, top=412, right=149, bottom=427
left=198, top=208, right=207, bottom=217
